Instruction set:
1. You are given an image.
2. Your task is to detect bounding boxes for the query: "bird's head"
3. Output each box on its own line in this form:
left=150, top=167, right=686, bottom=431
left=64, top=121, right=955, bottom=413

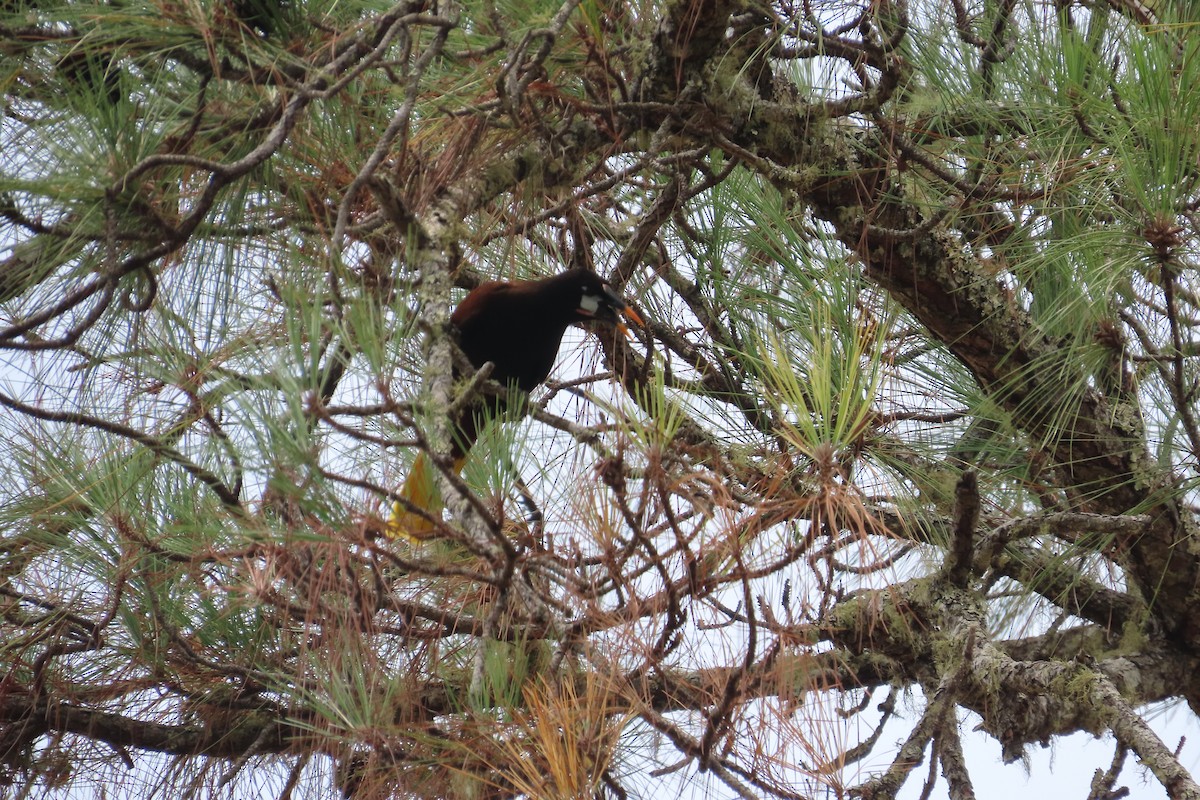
left=569, top=271, right=645, bottom=334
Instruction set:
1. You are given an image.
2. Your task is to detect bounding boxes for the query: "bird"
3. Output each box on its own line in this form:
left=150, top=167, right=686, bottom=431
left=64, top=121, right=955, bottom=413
left=389, top=270, right=644, bottom=540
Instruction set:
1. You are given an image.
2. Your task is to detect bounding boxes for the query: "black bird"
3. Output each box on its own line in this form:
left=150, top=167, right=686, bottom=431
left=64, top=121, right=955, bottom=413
left=390, top=270, right=643, bottom=540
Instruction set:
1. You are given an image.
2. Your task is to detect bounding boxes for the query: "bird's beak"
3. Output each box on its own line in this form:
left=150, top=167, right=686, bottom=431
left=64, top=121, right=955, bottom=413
left=601, top=284, right=644, bottom=337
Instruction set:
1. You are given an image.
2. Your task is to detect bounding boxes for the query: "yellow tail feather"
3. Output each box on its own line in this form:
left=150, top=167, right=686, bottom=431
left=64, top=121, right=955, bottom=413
left=387, top=451, right=467, bottom=542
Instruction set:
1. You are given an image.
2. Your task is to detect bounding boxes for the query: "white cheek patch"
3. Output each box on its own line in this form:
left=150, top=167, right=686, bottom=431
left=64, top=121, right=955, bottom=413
left=579, top=292, right=600, bottom=315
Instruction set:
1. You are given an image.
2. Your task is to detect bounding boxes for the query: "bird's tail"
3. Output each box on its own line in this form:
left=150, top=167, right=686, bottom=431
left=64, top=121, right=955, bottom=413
left=387, top=451, right=467, bottom=542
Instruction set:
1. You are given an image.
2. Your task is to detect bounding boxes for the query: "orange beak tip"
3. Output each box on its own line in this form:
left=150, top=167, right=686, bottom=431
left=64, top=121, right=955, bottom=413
left=623, top=306, right=645, bottom=328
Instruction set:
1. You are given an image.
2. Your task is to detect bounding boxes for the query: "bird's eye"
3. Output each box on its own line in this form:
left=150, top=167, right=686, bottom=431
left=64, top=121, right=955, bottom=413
left=579, top=292, right=601, bottom=315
